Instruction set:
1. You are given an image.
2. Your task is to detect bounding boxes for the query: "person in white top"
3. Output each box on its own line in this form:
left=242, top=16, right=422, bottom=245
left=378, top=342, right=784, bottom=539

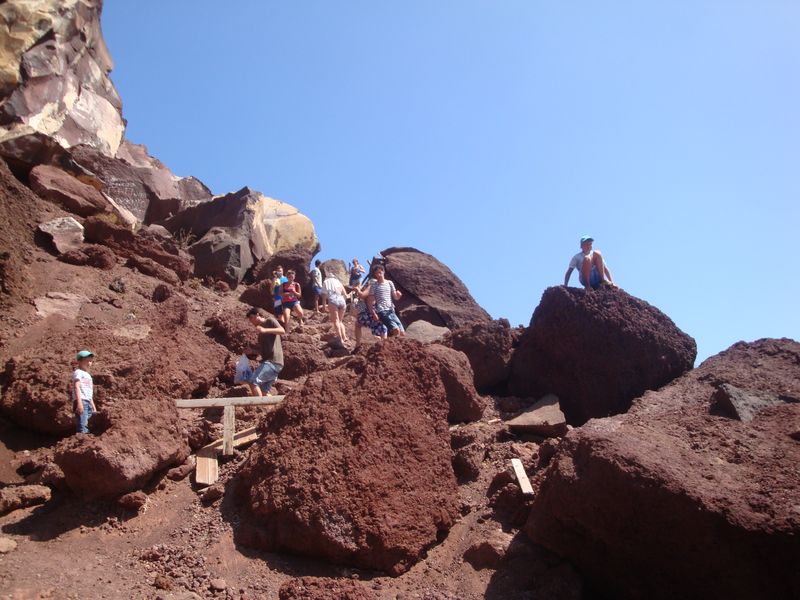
left=564, top=235, right=615, bottom=291
left=72, top=350, right=97, bottom=434
left=322, top=274, right=349, bottom=342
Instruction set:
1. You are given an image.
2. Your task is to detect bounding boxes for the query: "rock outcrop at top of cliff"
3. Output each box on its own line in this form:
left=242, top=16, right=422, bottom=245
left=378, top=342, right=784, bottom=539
left=0, top=1, right=213, bottom=222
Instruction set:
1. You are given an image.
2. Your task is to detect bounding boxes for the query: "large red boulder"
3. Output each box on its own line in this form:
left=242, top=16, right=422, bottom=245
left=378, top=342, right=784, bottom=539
left=425, top=343, right=485, bottom=423
left=54, top=395, right=189, bottom=499
left=381, top=247, right=491, bottom=328
left=525, top=338, right=800, bottom=600
left=235, top=339, right=459, bottom=575
left=29, top=165, right=111, bottom=217
left=441, top=319, right=522, bottom=393
left=509, top=286, right=696, bottom=424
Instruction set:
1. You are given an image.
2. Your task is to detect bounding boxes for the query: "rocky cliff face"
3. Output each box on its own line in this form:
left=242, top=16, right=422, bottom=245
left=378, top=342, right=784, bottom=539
left=0, top=0, right=123, bottom=162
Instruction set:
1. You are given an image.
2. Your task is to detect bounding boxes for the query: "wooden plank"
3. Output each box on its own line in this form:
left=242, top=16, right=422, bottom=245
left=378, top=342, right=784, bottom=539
left=222, top=405, right=235, bottom=456
left=175, top=395, right=285, bottom=408
left=511, top=458, right=534, bottom=496
left=195, top=447, right=219, bottom=486
left=205, top=426, right=260, bottom=452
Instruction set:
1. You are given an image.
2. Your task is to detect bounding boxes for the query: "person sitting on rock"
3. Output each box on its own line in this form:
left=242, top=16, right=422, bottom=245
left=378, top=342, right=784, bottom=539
left=281, top=269, right=305, bottom=332
left=272, top=265, right=288, bottom=323
left=246, top=307, right=285, bottom=397
left=353, top=279, right=388, bottom=348
left=72, top=350, right=97, bottom=434
left=369, top=264, right=405, bottom=337
left=564, top=235, right=615, bottom=291
left=323, top=273, right=349, bottom=343
left=310, top=259, right=326, bottom=313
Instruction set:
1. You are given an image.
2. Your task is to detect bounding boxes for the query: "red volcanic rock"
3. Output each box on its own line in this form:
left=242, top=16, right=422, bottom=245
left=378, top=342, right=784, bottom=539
left=426, top=344, right=485, bottom=423
left=281, top=336, right=328, bottom=380
left=509, top=286, right=696, bottom=425
left=525, top=338, right=800, bottom=600
left=441, top=319, right=521, bottom=393
left=0, top=485, right=51, bottom=515
left=279, top=577, right=378, bottom=600
left=55, top=395, right=189, bottom=499
left=238, top=279, right=273, bottom=310
left=125, top=255, right=180, bottom=286
left=1, top=356, right=76, bottom=435
left=83, top=216, right=191, bottom=281
left=59, top=244, right=117, bottom=269
left=381, top=247, right=491, bottom=328
left=236, top=339, right=459, bottom=575
left=29, top=165, right=110, bottom=217
left=205, top=314, right=259, bottom=356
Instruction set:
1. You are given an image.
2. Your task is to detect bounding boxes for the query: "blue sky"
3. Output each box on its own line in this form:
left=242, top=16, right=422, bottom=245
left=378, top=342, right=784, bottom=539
left=102, top=1, right=799, bottom=362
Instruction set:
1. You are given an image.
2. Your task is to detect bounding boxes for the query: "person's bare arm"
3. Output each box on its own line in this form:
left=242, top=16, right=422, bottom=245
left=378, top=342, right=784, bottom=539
left=356, top=284, right=371, bottom=300
left=603, top=265, right=615, bottom=285
left=294, top=282, right=302, bottom=297
left=73, top=380, right=83, bottom=413
left=564, top=267, right=574, bottom=286
left=392, top=287, right=402, bottom=301
left=256, top=323, right=286, bottom=336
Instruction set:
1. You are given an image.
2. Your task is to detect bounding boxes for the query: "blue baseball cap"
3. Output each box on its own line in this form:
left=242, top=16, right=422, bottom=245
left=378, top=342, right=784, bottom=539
left=580, top=235, right=594, bottom=244
left=76, top=350, right=94, bottom=360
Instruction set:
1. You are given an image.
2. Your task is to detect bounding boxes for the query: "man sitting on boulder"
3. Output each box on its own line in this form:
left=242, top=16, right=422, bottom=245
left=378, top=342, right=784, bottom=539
left=564, top=235, right=615, bottom=291
left=246, top=307, right=285, bottom=397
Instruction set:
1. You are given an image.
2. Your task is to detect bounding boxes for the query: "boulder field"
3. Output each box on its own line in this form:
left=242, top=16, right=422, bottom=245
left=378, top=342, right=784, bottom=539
left=525, top=337, right=800, bottom=600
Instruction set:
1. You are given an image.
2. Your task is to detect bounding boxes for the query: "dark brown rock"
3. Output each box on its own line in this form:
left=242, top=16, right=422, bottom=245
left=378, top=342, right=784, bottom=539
left=125, top=255, right=180, bottom=286
left=509, top=286, right=697, bottom=425
left=29, top=165, right=110, bottom=217
left=117, top=490, right=148, bottom=511
left=426, top=344, right=485, bottom=423
left=278, top=577, right=378, bottom=600
left=236, top=339, right=459, bottom=575
left=380, top=247, right=491, bottom=328
left=463, top=529, right=514, bottom=569
left=83, top=216, right=191, bottom=281
left=525, top=338, right=800, bottom=600
left=441, top=319, right=521, bottom=393
left=59, top=244, right=117, bottom=269
left=0, top=485, right=51, bottom=515
left=405, top=320, right=449, bottom=343
left=709, top=382, right=787, bottom=422
left=54, top=396, right=190, bottom=499
left=205, top=314, right=259, bottom=356
left=37, top=217, right=84, bottom=254
left=505, top=394, right=567, bottom=438
left=238, top=279, right=273, bottom=310
left=281, top=337, right=328, bottom=380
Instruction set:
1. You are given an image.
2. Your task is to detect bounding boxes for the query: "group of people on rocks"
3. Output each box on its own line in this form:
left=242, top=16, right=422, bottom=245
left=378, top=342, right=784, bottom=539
left=71, top=236, right=614, bottom=432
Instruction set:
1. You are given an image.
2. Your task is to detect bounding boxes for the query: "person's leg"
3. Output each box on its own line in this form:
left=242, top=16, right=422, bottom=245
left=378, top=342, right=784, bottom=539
left=249, top=362, right=265, bottom=397
left=253, top=361, right=281, bottom=396
left=293, top=304, right=305, bottom=329
left=376, top=309, right=398, bottom=333
left=327, top=303, right=339, bottom=336
left=580, top=256, right=593, bottom=290
left=283, top=306, right=292, bottom=332
left=590, top=251, right=611, bottom=286
left=75, top=400, right=91, bottom=433
left=337, top=305, right=348, bottom=341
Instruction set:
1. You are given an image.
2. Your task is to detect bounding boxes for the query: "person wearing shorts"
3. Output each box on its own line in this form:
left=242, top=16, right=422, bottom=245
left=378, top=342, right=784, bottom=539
left=323, top=274, right=348, bottom=342
left=368, top=264, right=405, bottom=337
left=564, top=235, right=616, bottom=291
left=246, top=307, right=285, bottom=396
left=353, top=278, right=388, bottom=348
left=272, top=265, right=288, bottom=321
left=280, top=269, right=305, bottom=332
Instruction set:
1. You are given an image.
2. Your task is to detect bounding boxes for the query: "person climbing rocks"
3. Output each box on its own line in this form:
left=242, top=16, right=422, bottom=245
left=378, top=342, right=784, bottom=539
left=311, top=259, right=326, bottom=313
left=272, top=265, right=288, bottom=323
left=353, top=278, right=388, bottom=348
left=281, top=269, right=305, bottom=332
left=348, top=258, right=366, bottom=289
left=246, top=307, right=285, bottom=397
left=72, top=350, right=96, bottom=434
left=564, top=235, right=616, bottom=291
left=369, top=264, right=405, bottom=337
left=322, top=272, right=349, bottom=343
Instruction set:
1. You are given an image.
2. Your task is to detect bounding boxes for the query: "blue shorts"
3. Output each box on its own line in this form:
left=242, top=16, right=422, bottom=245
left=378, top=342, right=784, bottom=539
left=282, top=300, right=299, bottom=310
left=579, top=266, right=601, bottom=289
left=312, top=286, right=323, bottom=297
left=273, top=302, right=283, bottom=317
left=251, top=360, right=282, bottom=393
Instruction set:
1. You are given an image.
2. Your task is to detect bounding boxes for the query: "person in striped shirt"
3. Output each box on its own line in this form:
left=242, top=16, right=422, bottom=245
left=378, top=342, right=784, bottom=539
left=368, top=264, right=405, bottom=337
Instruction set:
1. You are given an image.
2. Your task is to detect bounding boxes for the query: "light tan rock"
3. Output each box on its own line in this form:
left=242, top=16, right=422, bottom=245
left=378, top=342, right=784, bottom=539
left=506, top=394, right=567, bottom=438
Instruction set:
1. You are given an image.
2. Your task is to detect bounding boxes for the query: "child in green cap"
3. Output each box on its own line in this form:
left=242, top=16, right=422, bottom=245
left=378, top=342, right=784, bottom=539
left=73, top=350, right=96, bottom=433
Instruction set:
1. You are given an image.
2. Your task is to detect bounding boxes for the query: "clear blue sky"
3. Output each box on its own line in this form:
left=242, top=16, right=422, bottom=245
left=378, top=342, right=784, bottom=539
left=102, top=1, right=799, bottom=363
